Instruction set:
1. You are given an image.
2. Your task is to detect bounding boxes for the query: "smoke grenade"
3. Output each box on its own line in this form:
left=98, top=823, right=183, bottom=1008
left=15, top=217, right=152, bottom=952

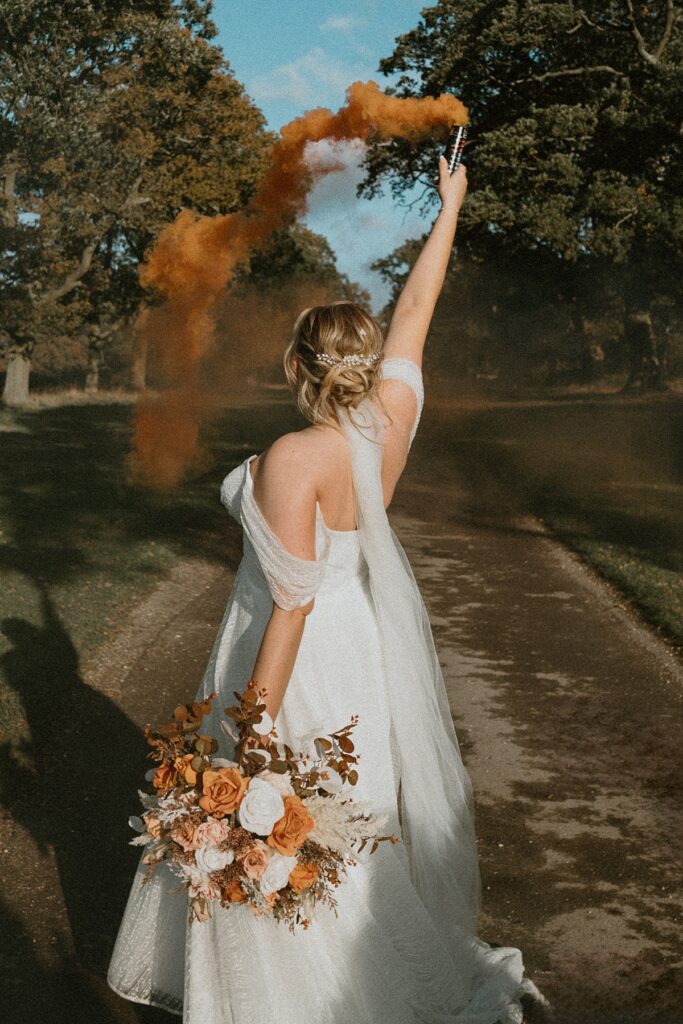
left=443, top=124, right=468, bottom=173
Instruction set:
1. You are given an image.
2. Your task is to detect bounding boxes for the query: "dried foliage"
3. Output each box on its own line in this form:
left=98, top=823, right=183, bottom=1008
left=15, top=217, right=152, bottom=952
left=131, top=684, right=398, bottom=931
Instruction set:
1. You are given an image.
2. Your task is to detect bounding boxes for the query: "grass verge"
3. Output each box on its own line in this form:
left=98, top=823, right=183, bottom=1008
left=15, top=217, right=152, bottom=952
left=429, top=390, right=683, bottom=648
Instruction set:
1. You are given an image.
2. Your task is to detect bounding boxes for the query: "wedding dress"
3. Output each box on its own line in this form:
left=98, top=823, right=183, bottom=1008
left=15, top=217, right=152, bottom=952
left=107, top=357, right=535, bottom=1023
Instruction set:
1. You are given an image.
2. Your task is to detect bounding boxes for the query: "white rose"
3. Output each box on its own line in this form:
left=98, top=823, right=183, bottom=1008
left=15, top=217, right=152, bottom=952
left=260, top=852, right=298, bottom=895
left=238, top=777, right=284, bottom=835
left=194, top=844, right=235, bottom=874
left=258, top=768, right=295, bottom=797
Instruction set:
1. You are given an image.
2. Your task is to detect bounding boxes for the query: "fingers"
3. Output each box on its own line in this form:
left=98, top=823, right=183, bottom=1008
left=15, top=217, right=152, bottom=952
left=438, top=156, right=467, bottom=180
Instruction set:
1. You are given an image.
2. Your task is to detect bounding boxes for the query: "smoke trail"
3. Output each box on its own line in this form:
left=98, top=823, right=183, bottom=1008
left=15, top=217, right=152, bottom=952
left=129, top=81, right=467, bottom=489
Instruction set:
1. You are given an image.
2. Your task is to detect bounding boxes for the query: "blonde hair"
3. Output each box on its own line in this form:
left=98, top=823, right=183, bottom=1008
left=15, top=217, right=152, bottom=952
left=283, top=301, right=385, bottom=428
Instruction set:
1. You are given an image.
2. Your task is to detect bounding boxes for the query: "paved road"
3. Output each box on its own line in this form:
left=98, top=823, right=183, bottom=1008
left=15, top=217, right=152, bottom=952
left=2, top=423, right=681, bottom=1023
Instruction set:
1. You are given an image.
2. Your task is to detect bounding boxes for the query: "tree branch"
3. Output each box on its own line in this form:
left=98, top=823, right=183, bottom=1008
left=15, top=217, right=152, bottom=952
left=35, top=171, right=148, bottom=306
left=37, top=238, right=99, bottom=305
left=624, top=0, right=677, bottom=66
left=566, top=12, right=602, bottom=34
left=396, top=178, right=435, bottom=217
left=513, top=65, right=626, bottom=84
left=614, top=208, right=637, bottom=230
left=566, top=12, right=628, bottom=34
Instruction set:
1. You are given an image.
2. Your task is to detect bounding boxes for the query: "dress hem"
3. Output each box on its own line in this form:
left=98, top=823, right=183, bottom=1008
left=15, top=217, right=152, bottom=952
left=107, top=975, right=183, bottom=1018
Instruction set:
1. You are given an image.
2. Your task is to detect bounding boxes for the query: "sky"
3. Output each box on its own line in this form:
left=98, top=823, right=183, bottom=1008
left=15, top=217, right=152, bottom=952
left=211, top=0, right=430, bottom=309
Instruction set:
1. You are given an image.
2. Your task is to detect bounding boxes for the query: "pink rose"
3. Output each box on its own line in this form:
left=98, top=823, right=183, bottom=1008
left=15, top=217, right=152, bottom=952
left=192, top=878, right=221, bottom=901
left=194, top=819, right=230, bottom=846
left=238, top=839, right=270, bottom=880
left=171, top=817, right=201, bottom=851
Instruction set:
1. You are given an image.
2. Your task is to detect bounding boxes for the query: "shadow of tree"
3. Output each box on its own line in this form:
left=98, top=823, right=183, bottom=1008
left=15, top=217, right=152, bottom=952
left=0, top=399, right=300, bottom=588
left=0, top=584, right=176, bottom=1020
left=423, top=397, right=683, bottom=573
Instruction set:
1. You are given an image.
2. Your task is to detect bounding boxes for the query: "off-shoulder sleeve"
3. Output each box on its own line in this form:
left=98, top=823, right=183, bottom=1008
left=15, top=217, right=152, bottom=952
left=220, top=464, right=245, bottom=521
left=240, top=471, right=330, bottom=611
left=381, top=356, right=424, bottom=447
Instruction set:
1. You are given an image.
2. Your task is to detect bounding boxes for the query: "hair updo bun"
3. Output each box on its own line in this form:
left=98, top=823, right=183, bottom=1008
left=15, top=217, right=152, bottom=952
left=283, top=301, right=385, bottom=428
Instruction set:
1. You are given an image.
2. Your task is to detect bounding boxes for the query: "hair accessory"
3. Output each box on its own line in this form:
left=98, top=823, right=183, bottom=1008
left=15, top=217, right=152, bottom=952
left=314, top=351, right=382, bottom=367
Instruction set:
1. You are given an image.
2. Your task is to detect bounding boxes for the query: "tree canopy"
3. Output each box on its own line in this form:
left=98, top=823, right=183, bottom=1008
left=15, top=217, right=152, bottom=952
left=363, top=1, right=681, bottom=382
left=365, top=1, right=681, bottom=272
left=0, top=0, right=272, bottom=400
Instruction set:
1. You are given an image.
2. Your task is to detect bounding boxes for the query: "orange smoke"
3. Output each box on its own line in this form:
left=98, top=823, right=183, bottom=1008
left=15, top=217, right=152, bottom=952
left=129, top=80, right=467, bottom=489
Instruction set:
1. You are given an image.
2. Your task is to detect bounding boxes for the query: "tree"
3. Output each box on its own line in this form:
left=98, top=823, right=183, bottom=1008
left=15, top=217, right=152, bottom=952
left=0, top=0, right=272, bottom=403
left=245, top=225, right=371, bottom=307
left=362, top=0, right=682, bottom=385
left=207, top=225, right=372, bottom=384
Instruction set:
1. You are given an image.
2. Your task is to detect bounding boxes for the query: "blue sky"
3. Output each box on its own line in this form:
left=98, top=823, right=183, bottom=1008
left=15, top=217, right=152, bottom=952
left=211, top=1, right=430, bottom=309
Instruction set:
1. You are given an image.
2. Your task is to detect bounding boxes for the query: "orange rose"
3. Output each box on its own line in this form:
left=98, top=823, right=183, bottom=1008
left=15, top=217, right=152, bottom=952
left=267, top=795, right=315, bottom=856
left=175, top=753, right=200, bottom=786
left=152, top=763, right=176, bottom=792
left=288, top=861, right=320, bottom=893
left=199, top=767, right=247, bottom=819
left=225, top=878, right=247, bottom=903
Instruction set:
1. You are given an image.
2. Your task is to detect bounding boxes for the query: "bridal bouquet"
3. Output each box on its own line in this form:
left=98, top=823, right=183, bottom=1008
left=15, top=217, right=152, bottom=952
left=128, top=684, right=398, bottom=930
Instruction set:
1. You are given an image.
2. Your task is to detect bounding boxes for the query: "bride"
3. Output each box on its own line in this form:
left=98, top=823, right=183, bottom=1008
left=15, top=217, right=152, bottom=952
left=107, top=157, right=539, bottom=1023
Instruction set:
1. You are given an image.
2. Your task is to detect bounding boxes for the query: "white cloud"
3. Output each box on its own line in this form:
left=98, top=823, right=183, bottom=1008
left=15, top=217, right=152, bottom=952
left=250, top=48, right=362, bottom=106
left=321, top=15, right=356, bottom=33
left=303, top=140, right=426, bottom=309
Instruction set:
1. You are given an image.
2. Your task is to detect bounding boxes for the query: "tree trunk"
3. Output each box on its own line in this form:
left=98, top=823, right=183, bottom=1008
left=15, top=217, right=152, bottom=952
left=130, top=330, right=148, bottom=391
left=85, top=352, right=100, bottom=393
left=622, top=308, right=667, bottom=392
left=2, top=347, right=32, bottom=405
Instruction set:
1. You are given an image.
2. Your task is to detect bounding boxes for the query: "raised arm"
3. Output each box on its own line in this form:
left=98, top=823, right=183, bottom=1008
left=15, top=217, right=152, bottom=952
left=383, top=158, right=468, bottom=368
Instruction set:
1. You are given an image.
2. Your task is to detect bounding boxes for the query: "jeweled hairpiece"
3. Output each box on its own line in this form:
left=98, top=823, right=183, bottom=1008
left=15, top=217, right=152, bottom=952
left=314, top=352, right=382, bottom=366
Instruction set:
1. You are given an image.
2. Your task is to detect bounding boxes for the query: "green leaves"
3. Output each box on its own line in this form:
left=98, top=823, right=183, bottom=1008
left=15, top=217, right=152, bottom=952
left=363, top=0, right=681, bottom=272
left=363, top=0, right=681, bottom=379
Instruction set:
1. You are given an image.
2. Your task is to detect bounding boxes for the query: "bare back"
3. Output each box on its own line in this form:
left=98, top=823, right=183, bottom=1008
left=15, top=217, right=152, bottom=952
left=249, top=370, right=421, bottom=556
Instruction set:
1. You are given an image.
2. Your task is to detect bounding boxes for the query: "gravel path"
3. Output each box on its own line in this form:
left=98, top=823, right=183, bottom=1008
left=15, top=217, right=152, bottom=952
left=392, top=438, right=682, bottom=1024
left=2, top=438, right=681, bottom=1024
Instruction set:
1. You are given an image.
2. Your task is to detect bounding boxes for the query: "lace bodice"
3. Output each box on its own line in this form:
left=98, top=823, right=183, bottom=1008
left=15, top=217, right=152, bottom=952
left=219, top=356, right=423, bottom=612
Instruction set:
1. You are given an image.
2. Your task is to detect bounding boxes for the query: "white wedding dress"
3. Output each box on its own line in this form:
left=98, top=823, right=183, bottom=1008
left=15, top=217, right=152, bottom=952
left=107, top=358, right=535, bottom=1023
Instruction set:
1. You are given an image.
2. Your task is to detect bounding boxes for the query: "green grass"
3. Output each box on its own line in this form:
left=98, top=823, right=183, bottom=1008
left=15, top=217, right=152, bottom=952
left=0, top=392, right=301, bottom=739
left=428, top=391, right=683, bottom=647
left=541, top=514, right=682, bottom=641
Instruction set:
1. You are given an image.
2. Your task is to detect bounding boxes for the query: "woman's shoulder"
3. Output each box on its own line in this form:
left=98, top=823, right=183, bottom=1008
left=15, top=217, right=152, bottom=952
left=248, top=428, right=339, bottom=561
left=255, top=426, right=345, bottom=484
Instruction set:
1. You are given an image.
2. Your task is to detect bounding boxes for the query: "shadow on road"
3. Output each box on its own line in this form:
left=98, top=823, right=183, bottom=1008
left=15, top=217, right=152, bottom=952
left=0, top=582, right=176, bottom=1021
